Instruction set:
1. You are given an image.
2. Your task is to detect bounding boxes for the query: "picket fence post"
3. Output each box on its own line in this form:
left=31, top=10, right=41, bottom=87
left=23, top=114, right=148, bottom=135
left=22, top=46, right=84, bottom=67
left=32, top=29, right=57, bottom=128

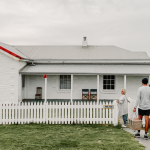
left=0, top=102, right=1, bottom=125
left=44, top=102, right=46, bottom=124
left=113, top=100, right=118, bottom=126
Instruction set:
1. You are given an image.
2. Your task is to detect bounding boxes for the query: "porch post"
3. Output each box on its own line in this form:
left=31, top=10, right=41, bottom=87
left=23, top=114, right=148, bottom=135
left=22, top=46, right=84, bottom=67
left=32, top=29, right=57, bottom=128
left=124, top=75, right=126, bottom=89
left=97, top=75, right=99, bottom=124
left=19, top=74, right=22, bottom=102
left=71, top=74, right=73, bottom=103
left=97, top=75, right=99, bottom=102
left=44, top=75, right=47, bottom=102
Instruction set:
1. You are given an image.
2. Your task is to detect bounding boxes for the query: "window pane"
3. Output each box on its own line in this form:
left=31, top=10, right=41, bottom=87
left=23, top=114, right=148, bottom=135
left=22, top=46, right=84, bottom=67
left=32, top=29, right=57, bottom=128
left=111, top=75, right=115, bottom=79
left=108, top=75, right=110, bottom=79
left=111, top=80, right=114, bottom=84
left=64, top=82, right=67, bottom=89
left=106, top=80, right=110, bottom=84
left=103, top=75, right=107, bottom=79
left=60, top=75, right=63, bottom=79
left=64, top=79, right=67, bottom=83
left=111, top=85, right=114, bottom=89
left=64, top=75, right=67, bottom=79
left=107, top=85, right=110, bottom=89
left=103, top=80, right=107, bottom=84
left=67, top=81, right=71, bottom=89
left=103, top=85, right=106, bottom=89
left=68, top=75, right=71, bottom=79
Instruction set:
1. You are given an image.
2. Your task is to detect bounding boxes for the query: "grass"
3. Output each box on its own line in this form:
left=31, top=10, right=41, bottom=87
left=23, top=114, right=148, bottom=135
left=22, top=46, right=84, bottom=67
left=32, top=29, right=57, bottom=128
left=0, top=123, right=145, bottom=150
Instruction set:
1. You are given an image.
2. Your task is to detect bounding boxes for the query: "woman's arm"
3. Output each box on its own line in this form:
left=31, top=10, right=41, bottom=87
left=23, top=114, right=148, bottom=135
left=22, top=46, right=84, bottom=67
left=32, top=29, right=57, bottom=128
left=118, top=95, right=125, bottom=104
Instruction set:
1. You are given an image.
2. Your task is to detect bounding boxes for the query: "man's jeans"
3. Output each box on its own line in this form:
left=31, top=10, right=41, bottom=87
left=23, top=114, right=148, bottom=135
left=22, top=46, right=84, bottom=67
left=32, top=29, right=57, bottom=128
left=122, top=114, right=127, bottom=125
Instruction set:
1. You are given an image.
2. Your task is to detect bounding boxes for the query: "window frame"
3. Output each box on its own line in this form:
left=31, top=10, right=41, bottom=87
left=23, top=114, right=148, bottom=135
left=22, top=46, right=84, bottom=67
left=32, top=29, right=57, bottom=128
left=103, top=75, right=115, bottom=91
left=59, top=75, right=71, bottom=90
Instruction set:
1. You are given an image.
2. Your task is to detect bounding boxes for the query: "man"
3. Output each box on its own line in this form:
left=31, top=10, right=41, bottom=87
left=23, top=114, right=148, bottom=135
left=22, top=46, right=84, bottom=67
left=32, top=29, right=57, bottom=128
left=133, top=78, right=150, bottom=140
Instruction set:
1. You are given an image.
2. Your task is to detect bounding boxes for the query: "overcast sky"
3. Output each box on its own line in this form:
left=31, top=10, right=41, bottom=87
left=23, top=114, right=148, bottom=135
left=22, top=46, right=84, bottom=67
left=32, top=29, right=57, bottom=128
left=0, top=0, right=150, bottom=56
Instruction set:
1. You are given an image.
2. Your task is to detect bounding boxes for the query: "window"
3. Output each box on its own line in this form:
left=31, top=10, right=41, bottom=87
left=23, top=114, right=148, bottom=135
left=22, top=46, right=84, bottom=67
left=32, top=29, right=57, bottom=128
left=60, top=75, right=71, bottom=89
left=103, top=75, right=115, bottom=90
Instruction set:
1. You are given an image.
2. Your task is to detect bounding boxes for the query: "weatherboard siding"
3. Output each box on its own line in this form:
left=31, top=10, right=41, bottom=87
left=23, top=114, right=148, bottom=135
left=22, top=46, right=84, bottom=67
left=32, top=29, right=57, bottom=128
left=23, top=75, right=146, bottom=100
left=0, top=52, right=26, bottom=102
left=0, top=52, right=18, bottom=102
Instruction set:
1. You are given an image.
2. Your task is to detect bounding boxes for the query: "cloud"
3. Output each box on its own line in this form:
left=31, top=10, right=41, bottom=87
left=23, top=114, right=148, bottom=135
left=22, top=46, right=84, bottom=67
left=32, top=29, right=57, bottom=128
left=0, top=0, right=150, bottom=55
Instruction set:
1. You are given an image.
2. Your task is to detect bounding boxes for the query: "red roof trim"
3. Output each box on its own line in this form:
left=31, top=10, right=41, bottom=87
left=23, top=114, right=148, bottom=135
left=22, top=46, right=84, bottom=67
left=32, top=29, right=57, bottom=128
left=0, top=46, right=23, bottom=59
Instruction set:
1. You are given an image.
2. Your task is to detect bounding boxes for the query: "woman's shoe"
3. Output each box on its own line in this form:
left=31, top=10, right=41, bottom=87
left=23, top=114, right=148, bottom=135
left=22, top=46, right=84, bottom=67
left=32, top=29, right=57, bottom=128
left=122, top=125, right=127, bottom=128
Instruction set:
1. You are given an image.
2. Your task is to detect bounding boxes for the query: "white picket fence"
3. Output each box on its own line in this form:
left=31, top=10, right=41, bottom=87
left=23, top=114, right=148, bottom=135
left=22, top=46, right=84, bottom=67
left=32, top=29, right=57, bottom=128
left=0, top=101, right=118, bottom=125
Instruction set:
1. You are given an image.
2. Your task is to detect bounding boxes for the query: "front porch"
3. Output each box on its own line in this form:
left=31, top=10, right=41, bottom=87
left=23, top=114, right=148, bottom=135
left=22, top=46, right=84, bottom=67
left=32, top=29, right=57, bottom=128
left=19, top=64, right=150, bottom=107
left=20, top=74, right=149, bottom=103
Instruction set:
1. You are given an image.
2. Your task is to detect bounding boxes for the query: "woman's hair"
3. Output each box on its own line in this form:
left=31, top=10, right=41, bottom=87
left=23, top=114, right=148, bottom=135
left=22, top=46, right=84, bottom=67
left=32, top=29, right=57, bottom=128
left=122, top=89, right=126, bottom=95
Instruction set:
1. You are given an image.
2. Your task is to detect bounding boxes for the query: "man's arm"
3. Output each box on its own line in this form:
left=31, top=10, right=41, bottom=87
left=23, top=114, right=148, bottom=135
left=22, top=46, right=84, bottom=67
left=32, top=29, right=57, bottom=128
left=134, top=88, right=141, bottom=109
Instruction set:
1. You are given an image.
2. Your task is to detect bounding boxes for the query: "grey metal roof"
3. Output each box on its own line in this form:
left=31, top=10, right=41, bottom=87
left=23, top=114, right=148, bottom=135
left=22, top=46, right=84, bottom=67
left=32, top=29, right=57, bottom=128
left=20, top=64, right=150, bottom=75
left=14, top=45, right=150, bottom=60
left=0, top=42, right=28, bottom=59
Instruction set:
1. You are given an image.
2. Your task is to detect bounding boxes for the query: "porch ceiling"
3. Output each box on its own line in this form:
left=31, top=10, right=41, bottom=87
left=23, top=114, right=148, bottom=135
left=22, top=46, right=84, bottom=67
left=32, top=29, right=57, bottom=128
left=20, top=64, right=150, bottom=75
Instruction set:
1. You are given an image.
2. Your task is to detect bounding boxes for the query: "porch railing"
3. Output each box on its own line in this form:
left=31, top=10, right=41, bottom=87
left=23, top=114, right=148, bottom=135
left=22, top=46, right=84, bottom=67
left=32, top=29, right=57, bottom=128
left=0, top=101, right=118, bottom=125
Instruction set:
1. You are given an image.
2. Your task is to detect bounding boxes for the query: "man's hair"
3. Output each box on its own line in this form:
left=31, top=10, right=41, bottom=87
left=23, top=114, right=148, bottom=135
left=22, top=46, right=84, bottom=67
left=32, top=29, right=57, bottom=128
left=142, top=78, right=148, bottom=84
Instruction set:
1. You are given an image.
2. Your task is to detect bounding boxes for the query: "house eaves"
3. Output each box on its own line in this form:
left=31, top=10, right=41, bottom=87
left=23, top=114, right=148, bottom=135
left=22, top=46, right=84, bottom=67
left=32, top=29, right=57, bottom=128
left=20, top=64, right=150, bottom=75
left=25, top=59, right=150, bottom=65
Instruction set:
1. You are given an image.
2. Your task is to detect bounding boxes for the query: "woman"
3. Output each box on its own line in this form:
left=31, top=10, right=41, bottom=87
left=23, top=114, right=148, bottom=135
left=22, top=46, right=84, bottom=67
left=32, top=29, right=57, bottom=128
left=116, top=89, right=128, bottom=127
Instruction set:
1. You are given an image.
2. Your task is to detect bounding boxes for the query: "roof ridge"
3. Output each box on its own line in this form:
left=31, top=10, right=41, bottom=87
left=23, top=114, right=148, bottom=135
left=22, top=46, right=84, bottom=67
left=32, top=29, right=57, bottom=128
left=14, top=45, right=115, bottom=46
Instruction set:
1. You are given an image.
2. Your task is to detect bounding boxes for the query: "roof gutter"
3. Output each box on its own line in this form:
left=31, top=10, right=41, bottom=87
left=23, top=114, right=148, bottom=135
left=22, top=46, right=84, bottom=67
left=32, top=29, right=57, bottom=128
left=28, top=60, right=150, bottom=64
left=31, top=59, right=150, bottom=61
left=21, top=58, right=34, bottom=62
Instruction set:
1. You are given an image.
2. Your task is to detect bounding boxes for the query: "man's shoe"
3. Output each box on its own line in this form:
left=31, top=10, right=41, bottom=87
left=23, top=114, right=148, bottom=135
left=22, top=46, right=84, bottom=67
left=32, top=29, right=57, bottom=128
left=134, top=133, right=140, bottom=138
left=122, top=125, right=126, bottom=128
left=144, top=135, right=149, bottom=140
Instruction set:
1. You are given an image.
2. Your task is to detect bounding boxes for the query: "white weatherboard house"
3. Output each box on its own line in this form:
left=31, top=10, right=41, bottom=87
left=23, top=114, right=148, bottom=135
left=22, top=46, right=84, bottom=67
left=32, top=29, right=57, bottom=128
left=0, top=37, right=150, bottom=103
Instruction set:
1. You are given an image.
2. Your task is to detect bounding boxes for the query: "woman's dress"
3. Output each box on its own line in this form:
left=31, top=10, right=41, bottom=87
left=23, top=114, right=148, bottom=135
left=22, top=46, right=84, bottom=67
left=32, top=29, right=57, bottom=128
left=118, top=95, right=128, bottom=117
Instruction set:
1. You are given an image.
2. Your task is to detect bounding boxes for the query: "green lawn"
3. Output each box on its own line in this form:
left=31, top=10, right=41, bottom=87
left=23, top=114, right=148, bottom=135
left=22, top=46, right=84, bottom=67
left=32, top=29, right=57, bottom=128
left=0, top=123, right=145, bottom=150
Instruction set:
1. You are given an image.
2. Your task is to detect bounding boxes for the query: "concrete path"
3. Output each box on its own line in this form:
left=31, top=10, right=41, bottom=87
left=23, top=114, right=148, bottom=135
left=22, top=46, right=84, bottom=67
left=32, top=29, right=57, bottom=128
left=118, top=117, right=149, bottom=150
left=123, top=128, right=150, bottom=150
